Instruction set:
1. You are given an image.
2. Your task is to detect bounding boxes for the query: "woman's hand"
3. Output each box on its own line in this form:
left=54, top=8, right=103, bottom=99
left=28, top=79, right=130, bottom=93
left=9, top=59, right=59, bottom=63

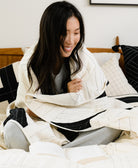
left=67, top=78, right=82, bottom=93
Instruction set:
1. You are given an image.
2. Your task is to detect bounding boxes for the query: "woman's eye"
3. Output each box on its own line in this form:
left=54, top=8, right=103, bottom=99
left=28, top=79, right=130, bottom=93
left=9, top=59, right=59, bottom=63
left=74, top=32, right=80, bottom=35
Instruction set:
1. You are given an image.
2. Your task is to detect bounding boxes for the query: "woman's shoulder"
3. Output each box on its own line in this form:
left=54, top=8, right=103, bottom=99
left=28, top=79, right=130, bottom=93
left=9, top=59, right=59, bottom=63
left=20, top=43, right=36, bottom=64
left=78, top=44, right=97, bottom=65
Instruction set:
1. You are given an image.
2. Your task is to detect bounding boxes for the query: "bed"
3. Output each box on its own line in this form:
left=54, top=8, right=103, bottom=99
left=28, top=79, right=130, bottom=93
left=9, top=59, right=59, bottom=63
left=0, top=36, right=138, bottom=168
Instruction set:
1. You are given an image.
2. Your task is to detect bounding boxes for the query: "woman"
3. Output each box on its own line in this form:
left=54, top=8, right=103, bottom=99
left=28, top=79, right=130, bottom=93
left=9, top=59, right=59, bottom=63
left=3, top=1, right=121, bottom=151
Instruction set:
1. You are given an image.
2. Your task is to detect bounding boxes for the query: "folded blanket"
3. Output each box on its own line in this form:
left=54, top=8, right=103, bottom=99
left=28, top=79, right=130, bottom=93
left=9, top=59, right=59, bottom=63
left=21, top=93, right=138, bottom=146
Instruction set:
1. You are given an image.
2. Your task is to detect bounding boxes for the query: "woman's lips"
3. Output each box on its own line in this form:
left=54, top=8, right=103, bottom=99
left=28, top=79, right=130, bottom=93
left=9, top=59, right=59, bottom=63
left=63, top=46, right=72, bottom=52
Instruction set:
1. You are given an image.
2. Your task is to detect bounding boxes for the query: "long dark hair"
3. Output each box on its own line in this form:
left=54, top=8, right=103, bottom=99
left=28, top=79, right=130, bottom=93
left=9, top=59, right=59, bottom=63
left=27, top=1, right=85, bottom=94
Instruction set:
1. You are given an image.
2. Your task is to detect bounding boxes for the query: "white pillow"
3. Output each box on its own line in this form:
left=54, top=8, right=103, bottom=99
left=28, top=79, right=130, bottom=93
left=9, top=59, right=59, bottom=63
left=102, top=56, right=137, bottom=96
left=93, top=52, right=120, bottom=66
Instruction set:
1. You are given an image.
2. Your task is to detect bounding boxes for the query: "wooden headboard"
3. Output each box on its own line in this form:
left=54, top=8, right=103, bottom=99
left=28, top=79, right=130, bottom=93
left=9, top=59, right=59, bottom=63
left=0, top=48, right=23, bottom=68
left=0, top=36, right=123, bottom=69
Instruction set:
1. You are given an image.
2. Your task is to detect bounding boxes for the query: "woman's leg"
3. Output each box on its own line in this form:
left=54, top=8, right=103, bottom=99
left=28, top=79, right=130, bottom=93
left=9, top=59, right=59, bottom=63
left=63, top=127, right=121, bottom=148
left=4, top=120, right=30, bottom=151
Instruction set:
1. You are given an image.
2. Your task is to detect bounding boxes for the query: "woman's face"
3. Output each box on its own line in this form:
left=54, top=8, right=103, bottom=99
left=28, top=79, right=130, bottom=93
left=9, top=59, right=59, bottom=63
left=60, top=16, right=80, bottom=58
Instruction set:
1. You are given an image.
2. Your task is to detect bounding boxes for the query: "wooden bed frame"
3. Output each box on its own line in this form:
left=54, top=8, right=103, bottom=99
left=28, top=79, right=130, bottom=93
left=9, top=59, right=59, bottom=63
left=0, top=48, right=23, bottom=68
left=0, top=36, right=123, bottom=69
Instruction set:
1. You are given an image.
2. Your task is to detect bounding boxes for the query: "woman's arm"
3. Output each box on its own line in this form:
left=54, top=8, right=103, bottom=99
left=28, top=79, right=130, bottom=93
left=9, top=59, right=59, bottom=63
left=70, top=46, right=107, bottom=100
left=15, top=45, right=37, bottom=110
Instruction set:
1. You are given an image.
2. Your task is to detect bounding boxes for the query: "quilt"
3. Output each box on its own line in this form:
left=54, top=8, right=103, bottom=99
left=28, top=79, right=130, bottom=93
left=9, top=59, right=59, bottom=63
left=0, top=45, right=138, bottom=167
left=0, top=94, right=138, bottom=168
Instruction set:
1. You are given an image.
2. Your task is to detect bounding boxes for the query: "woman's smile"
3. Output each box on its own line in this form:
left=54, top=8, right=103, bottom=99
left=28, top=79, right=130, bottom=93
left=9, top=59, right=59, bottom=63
left=60, top=16, right=80, bottom=58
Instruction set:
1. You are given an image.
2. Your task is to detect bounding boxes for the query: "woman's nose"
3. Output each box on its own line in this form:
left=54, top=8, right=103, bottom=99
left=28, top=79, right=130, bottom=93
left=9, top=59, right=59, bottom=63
left=66, top=34, right=74, bottom=44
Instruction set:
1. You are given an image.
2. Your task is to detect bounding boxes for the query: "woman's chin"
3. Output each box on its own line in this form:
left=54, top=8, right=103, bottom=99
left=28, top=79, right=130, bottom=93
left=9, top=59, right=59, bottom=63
left=62, top=51, right=72, bottom=58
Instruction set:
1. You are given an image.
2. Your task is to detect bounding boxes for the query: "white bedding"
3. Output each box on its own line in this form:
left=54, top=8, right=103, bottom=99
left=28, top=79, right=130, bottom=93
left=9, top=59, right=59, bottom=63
left=0, top=93, right=137, bottom=168
left=0, top=47, right=138, bottom=168
left=0, top=134, right=138, bottom=168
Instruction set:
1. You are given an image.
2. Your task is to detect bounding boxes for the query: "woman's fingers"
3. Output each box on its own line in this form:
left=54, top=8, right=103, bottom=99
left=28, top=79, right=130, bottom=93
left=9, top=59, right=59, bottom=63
left=71, top=78, right=81, bottom=84
left=67, top=78, right=82, bottom=93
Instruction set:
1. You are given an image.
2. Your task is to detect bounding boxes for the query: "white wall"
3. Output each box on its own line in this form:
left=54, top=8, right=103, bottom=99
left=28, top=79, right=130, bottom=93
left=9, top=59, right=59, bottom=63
left=0, top=0, right=138, bottom=48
